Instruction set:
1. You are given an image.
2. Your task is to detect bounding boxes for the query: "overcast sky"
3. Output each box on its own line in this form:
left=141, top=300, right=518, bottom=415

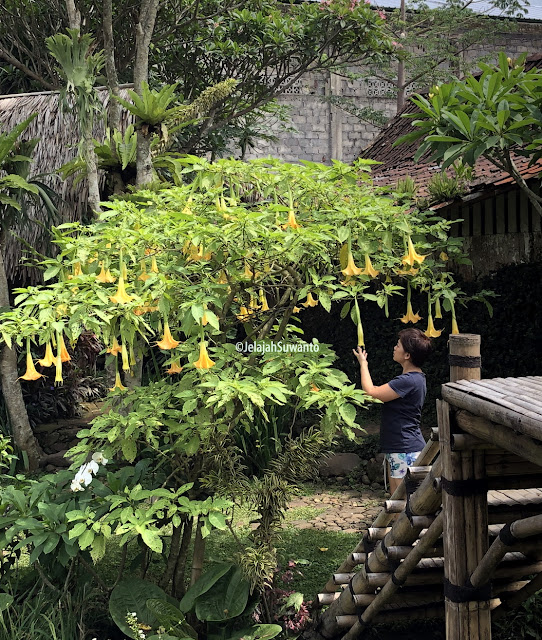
left=372, top=0, right=542, bottom=20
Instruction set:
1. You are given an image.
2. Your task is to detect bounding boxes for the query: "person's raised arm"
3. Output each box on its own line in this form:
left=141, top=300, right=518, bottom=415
left=353, top=347, right=400, bottom=403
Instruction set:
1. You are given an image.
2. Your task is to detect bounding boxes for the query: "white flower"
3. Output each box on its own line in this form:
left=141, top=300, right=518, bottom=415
left=70, top=480, right=85, bottom=492
left=92, top=452, right=108, bottom=465
left=87, top=460, right=100, bottom=475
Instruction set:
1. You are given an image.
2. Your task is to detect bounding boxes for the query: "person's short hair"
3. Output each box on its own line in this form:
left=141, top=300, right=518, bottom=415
left=398, top=328, right=433, bottom=367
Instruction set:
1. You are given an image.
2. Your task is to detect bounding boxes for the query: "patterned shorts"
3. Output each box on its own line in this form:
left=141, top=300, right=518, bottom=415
left=385, top=451, right=422, bottom=478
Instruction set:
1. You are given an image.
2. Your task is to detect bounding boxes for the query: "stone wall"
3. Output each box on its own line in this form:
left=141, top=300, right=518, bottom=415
left=245, top=21, right=542, bottom=164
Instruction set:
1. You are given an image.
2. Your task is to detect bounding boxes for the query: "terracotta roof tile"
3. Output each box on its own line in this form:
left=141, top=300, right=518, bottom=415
left=360, top=53, right=542, bottom=200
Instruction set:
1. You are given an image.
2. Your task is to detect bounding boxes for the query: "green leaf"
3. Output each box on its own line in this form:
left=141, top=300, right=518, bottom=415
left=339, top=403, right=357, bottom=426
left=0, top=594, right=14, bottom=612
left=318, top=291, right=331, bottom=312
left=195, top=566, right=249, bottom=621
left=141, top=529, right=163, bottom=554
left=180, top=563, right=234, bottom=613
left=208, top=511, right=227, bottom=530
left=90, top=534, right=106, bottom=562
left=122, top=439, right=137, bottom=463
left=109, top=579, right=168, bottom=639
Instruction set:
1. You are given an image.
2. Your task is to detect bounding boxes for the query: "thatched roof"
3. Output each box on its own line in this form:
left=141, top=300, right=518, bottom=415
left=0, top=86, right=131, bottom=285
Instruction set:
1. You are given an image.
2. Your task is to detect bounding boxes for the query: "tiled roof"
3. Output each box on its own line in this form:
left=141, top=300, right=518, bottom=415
left=360, top=54, right=542, bottom=201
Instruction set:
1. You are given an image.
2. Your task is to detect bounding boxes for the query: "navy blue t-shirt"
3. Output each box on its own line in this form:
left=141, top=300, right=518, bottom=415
left=380, top=371, right=426, bottom=453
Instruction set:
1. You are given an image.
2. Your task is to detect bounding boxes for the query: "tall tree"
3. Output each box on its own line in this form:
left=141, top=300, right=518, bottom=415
left=0, top=116, right=58, bottom=469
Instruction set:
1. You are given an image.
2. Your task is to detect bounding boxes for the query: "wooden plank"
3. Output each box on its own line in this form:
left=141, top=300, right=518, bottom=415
left=442, top=386, right=542, bottom=440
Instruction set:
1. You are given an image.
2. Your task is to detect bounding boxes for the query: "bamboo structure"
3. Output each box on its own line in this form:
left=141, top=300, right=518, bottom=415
left=310, top=334, right=542, bottom=640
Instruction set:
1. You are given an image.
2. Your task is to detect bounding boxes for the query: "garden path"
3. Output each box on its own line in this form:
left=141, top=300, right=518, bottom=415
left=285, top=486, right=385, bottom=534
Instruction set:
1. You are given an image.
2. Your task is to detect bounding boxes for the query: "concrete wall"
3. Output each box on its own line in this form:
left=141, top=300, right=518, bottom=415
left=245, top=21, right=542, bottom=165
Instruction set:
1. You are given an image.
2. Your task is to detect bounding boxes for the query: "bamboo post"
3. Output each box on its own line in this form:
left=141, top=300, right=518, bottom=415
left=448, top=334, right=481, bottom=383
left=439, top=333, right=491, bottom=640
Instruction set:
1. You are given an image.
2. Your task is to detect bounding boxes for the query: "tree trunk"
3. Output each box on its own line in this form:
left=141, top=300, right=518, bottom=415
left=190, top=517, right=206, bottom=586
left=134, top=0, right=161, bottom=186
left=65, top=0, right=81, bottom=30
left=0, top=240, right=42, bottom=470
left=83, top=123, right=102, bottom=214
left=103, top=0, right=121, bottom=131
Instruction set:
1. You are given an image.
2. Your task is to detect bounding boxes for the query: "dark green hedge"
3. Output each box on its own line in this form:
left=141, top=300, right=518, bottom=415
left=301, top=261, right=542, bottom=435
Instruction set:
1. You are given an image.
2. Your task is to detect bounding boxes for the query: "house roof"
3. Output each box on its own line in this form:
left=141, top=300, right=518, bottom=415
left=360, top=53, right=542, bottom=205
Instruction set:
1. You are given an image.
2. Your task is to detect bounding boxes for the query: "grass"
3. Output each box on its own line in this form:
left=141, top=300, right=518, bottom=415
left=283, top=506, right=327, bottom=522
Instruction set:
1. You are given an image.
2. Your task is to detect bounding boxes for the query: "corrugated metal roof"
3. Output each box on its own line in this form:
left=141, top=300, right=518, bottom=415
left=360, top=53, right=542, bottom=200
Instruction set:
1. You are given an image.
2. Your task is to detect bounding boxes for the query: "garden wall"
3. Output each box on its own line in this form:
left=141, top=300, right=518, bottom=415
left=246, top=21, right=542, bottom=164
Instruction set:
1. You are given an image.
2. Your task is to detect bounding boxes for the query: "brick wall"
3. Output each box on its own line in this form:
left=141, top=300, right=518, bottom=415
left=245, top=21, right=542, bottom=164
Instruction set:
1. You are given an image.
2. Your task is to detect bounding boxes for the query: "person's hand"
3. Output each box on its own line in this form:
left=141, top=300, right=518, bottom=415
left=353, top=346, right=368, bottom=365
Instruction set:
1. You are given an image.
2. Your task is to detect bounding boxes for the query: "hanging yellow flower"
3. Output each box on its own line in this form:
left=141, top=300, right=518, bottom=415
left=121, top=342, right=130, bottom=371
left=243, top=262, right=254, bottom=279
left=439, top=251, right=449, bottom=262
left=402, top=236, right=427, bottom=267
left=259, top=289, right=270, bottom=312
left=400, top=300, right=422, bottom=324
left=360, top=255, right=379, bottom=278
left=341, top=252, right=362, bottom=277
left=58, top=334, right=71, bottom=362
left=67, top=262, right=82, bottom=279
left=302, top=292, right=318, bottom=308
left=19, top=350, right=44, bottom=381
left=425, top=314, right=442, bottom=338
left=138, top=260, right=150, bottom=281
left=282, top=210, right=301, bottom=229
left=167, top=360, right=184, bottom=375
left=340, top=276, right=355, bottom=287
left=109, top=371, right=127, bottom=392
left=451, top=316, right=460, bottom=335
left=96, top=262, right=116, bottom=283
left=292, top=306, right=302, bottom=314
left=107, top=336, right=122, bottom=356
left=217, top=270, right=228, bottom=285
left=249, top=293, right=260, bottom=311
left=394, top=266, right=419, bottom=276
left=434, top=297, right=442, bottom=319
left=110, top=276, right=134, bottom=305
left=156, top=320, right=180, bottom=350
left=150, top=256, right=159, bottom=273
left=339, top=243, right=349, bottom=270
left=193, top=341, right=215, bottom=369
left=55, top=355, right=63, bottom=385
left=38, top=342, right=56, bottom=368
left=237, top=306, right=253, bottom=322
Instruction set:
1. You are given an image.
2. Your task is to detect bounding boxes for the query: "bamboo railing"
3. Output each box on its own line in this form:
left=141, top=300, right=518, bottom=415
left=310, top=335, right=542, bottom=640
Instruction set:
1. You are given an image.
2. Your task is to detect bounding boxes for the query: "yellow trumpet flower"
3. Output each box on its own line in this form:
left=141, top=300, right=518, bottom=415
left=58, top=334, right=71, bottom=362
left=55, top=355, right=63, bottom=385
left=121, top=342, right=130, bottom=371
left=151, top=256, right=159, bottom=273
left=96, top=262, right=116, bottom=283
left=434, top=297, right=442, bottom=319
left=167, top=360, right=184, bottom=375
left=237, top=306, right=253, bottom=322
left=340, top=276, right=355, bottom=287
left=106, top=336, right=122, bottom=356
left=282, top=210, right=301, bottom=229
left=156, top=320, right=180, bottom=350
left=339, top=243, right=349, bottom=270
left=19, top=352, right=44, bottom=381
left=67, top=262, right=82, bottom=280
left=357, top=321, right=365, bottom=347
left=129, top=343, right=136, bottom=367
left=425, top=314, right=442, bottom=338
left=310, top=383, right=320, bottom=393
left=249, top=293, right=260, bottom=311
left=360, top=255, right=379, bottom=278
left=38, top=342, right=56, bottom=368
left=341, top=252, right=362, bottom=277
left=394, top=266, right=419, bottom=276
left=193, top=341, right=215, bottom=369
left=138, top=260, right=150, bottom=281
left=217, top=270, right=228, bottom=285
left=109, top=371, right=127, bottom=392
left=259, top=289, right=270, bottom=312
left=292, top=306, right=302, bottom=314
left=243, top=262, right=254, bottom=279
left=110, top=276, right=134, bottom=305
left=201, top=312, right=209, bottom=326
left=302, top=292, right=318, bottom=308
left=439, top=251, right=449, bottom=262
left=134, top=305, right=158, bottom=316
left=452, top=316, right=460, bottom=335
left=400, top=300, right=422, bottom=324
left=402, top=236, right=427, bottom=267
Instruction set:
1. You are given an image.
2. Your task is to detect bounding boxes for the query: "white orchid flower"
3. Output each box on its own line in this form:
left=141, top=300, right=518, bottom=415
left=92, top=452, right=108, bottom=465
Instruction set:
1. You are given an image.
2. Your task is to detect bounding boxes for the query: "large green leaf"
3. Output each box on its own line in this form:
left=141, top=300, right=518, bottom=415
left=109, top=579, right=169, bottom=639
left=228, top=624, right=283, bottom=640
left=195, top=566, right=249, bottom=622
left=179, top=563, right=234, bottom=613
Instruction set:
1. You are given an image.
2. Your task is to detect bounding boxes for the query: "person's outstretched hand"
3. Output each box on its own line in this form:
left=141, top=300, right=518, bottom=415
left=353, top=346, right=368, bottom=365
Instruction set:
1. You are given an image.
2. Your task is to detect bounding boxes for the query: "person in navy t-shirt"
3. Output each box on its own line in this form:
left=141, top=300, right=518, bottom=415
left=353, top=328, right=433, bottom=494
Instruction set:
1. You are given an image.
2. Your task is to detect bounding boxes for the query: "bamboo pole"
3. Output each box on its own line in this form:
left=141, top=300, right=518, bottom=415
left=341, top=513, right=444, bottom=640
left=448, top=334, right=481, bottom=383
left=319, top=438, right=440, bottom=594
left=468, top=514, right=542, bottom=589
left=451, top=434, right=500, bottom=451
left=492, top=571, right=542, bottom=621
